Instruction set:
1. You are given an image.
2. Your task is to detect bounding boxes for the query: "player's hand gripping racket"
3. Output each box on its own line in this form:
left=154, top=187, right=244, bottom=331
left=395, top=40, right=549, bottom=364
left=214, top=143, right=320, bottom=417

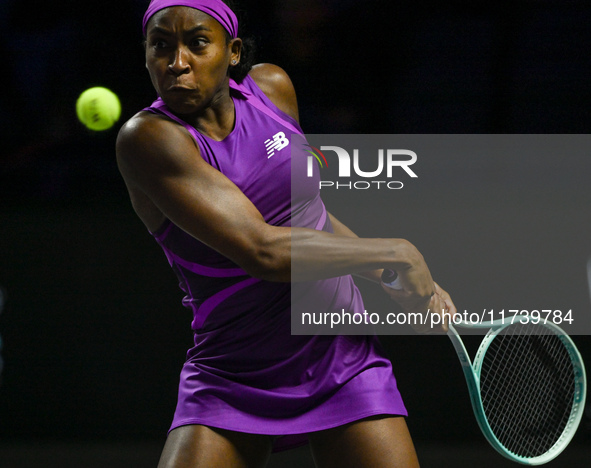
left=381, top=269, right=587, bottom=465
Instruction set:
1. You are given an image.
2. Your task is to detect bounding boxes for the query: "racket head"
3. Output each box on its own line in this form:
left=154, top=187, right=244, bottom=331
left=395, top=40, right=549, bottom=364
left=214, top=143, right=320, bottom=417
left=470, top=321, right=587, bottom=465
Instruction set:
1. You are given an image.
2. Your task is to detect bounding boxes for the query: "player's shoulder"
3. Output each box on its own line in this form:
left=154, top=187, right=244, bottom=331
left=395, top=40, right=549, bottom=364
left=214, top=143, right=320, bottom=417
left=248, top=63, right=299, bottom=122
left=248, top=63, right=294, bottom=93
left=117, top=112, right=188, bottom=154
left=116, top=111, right=195, bottom=175
left=118, top=111, right=175, bottom=145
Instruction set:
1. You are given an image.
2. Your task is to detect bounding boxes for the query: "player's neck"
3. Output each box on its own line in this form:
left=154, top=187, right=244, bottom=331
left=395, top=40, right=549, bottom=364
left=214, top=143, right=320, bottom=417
left=192, top=93, right=236, bottom=141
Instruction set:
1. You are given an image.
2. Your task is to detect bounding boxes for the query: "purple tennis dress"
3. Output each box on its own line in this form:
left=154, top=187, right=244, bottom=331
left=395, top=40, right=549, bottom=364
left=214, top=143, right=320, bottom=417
left=144, top=74, right=407, bottom=450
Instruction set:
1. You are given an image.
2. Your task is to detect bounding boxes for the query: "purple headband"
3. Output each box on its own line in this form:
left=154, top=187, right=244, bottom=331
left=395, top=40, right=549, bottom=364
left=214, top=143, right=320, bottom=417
left=142, top=0, right=238, bottom=38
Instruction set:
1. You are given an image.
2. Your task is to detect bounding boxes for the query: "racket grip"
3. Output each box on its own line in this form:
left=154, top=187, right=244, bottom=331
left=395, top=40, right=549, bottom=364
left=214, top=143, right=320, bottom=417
left=381, top=269, right=403, bottom=290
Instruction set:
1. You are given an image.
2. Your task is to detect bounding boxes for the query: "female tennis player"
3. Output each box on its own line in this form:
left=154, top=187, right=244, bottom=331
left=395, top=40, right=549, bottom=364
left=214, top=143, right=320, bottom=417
left=116, top=1, right=456, bottom=467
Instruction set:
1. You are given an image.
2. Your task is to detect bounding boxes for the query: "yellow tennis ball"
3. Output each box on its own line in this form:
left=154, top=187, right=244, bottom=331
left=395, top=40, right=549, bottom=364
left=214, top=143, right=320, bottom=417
left=76, top=87, right=121, bottom=131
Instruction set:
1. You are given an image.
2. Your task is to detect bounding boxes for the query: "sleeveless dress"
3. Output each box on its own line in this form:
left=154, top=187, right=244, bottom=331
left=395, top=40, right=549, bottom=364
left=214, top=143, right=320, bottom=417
left=143, top=74, right=407, bottom=450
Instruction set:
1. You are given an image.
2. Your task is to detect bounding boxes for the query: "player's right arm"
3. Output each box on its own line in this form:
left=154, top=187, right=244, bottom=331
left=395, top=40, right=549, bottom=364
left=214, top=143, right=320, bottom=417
left=116, top=112, right=436, bottom=303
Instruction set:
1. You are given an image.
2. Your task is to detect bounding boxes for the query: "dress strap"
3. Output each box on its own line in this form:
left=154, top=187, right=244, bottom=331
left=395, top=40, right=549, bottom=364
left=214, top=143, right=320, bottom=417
left=229, top=78, right=302, bottom=135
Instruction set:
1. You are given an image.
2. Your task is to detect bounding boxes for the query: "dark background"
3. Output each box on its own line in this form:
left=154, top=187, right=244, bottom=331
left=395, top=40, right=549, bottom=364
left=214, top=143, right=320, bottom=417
left=1, top=0, right=590, bottom=466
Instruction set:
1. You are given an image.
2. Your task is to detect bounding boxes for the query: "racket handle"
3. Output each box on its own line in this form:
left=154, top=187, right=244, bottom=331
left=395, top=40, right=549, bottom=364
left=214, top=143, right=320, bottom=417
left=381, top=269, right=403, bottom=290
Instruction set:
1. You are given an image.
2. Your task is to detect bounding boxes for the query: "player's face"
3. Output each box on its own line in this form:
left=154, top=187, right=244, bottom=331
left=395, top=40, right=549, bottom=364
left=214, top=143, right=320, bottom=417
left=145, top=7, right=239, bottom=117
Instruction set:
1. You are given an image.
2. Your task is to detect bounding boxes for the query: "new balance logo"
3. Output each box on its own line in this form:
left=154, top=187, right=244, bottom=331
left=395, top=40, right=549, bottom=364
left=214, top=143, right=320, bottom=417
left=264, top=131, right=290, bottom=158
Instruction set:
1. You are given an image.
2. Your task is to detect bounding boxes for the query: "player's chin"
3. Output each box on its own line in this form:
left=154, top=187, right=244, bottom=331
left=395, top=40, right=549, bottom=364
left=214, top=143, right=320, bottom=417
left=162, top=93, right=205, bottom=116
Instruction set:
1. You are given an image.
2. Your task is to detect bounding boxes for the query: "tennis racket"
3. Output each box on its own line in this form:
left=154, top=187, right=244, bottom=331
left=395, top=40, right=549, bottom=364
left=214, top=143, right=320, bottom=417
left=381, top=269, right=587, bottom=465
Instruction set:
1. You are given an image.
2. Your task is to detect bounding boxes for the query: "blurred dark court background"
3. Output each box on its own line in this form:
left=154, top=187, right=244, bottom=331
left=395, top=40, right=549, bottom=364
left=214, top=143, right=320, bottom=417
left=1, top=0, right=590, bottom=467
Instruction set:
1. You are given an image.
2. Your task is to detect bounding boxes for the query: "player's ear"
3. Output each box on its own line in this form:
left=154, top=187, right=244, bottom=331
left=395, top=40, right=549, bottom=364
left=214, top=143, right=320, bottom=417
left=143, top=40, right=149, bottom=69
left=229, top=38, right=242, bottom=66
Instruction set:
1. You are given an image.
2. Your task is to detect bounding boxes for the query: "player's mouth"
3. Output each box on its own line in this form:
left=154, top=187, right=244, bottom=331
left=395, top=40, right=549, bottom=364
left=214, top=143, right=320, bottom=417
left=167, top=84, right=195, bottom=92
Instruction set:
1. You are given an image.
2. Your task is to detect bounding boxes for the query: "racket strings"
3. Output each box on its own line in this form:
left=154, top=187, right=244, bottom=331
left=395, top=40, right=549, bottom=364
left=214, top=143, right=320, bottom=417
left=490, top=333, right=572, bottom=455
left=479, top=323, right=575, bottom=458
left=482, top=340, right=566, bottom=456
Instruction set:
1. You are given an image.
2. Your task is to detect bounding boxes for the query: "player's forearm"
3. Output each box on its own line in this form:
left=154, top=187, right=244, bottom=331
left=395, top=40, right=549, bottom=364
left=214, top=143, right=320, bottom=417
left=290, top=228, right=420, bottom=282
left=248, top=225, right=421, bottom=283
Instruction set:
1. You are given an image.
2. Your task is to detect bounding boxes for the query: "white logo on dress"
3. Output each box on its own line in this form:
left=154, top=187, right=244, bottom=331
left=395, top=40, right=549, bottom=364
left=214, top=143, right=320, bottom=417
left=264, top=131, right=290, bottom=158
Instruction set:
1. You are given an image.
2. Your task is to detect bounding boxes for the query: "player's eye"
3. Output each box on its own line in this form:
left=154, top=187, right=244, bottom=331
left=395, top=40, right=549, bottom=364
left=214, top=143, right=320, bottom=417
left=151, top=39, right=169, bottom=49
left=190, top=38, right=207, bottom=48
